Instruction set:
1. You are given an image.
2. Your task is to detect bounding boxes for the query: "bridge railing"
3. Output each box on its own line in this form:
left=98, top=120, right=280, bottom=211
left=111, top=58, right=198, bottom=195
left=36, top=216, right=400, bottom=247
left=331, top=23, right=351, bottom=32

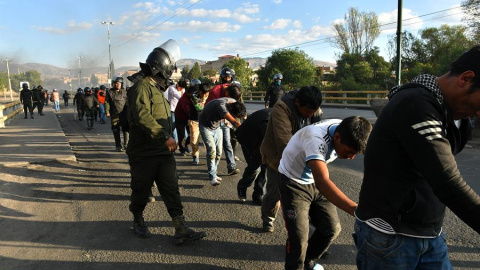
left=0, top=101, right=22, bottom=128
left=244, top=90, right=389, bottom=104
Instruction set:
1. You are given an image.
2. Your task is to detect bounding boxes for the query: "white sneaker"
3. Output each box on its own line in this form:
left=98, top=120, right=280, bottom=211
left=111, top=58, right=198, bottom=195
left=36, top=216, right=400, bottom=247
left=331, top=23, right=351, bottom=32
left=210, top=179, right=221, bottom=186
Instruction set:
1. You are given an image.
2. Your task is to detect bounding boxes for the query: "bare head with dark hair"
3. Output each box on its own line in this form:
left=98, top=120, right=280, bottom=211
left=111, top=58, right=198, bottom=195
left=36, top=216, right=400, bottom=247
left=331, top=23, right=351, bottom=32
left=438, top=45, right=480, bottom=120
left=449, top=45, right=480, bottom=90
left=334, top=116, right=372, bottom=157
left=228, top=101, right=247, bottom=118
left=294, top=86, right=322, bottom=118
left=225, top=84, right=242, bottom=101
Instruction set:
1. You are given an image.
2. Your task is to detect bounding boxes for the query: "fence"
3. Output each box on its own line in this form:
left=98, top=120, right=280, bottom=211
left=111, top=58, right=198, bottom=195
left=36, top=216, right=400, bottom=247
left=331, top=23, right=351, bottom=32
left=245, top=90, right=389, bottom=104
left=0, top=100, right=22, bottom=128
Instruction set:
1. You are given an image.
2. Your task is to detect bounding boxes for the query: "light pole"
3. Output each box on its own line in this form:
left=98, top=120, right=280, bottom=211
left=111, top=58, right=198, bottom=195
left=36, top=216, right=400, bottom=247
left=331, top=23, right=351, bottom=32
left=101, top=21, right=114, bottom=85
left=3, top=58, right=13, bottom=101
left=76, top=56, right=84, bottom=88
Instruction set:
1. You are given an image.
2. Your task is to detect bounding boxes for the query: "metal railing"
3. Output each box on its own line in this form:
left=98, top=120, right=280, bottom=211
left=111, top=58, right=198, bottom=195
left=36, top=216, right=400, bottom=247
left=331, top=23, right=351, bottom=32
left=245, top=90, right=389, bottom=104
left=0, top=101, right=22, bottom=128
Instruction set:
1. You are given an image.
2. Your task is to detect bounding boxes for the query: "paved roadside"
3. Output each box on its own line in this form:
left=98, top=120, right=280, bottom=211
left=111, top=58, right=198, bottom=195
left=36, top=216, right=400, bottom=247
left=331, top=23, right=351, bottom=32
left=0, top=105, right=76, bottom=166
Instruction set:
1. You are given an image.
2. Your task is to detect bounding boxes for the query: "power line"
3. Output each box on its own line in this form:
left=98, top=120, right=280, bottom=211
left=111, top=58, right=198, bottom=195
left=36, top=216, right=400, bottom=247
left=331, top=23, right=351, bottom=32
left=241, top=5, right=468, bottom=58
left=112, top=0, right=202, bottom=49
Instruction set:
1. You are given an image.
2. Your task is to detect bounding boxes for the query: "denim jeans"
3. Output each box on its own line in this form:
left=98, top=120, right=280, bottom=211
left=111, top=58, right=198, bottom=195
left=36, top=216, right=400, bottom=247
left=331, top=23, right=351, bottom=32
left=171, top=112, right=178, bottom=142
left=280, top=173, right=341, bottom=270
left=353, top=219, right=453, bottom=270
left=99, top=104, right=106, bottom=120
left=199, top=125, right=222, bottom=180
left=220, top=121, right=236, bottom=170
left=54, top=100, right=60, bottom=112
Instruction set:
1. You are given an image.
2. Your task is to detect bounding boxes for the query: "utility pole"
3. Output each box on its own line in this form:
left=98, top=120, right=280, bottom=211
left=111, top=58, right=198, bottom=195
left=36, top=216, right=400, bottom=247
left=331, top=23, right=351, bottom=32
left=395, top=0, right=403, bottom=85
left=3, top=58, right=13, bottom=101
left=76, top=56, right=84, bottom=88
left=101, top=21, right=115, bottom=86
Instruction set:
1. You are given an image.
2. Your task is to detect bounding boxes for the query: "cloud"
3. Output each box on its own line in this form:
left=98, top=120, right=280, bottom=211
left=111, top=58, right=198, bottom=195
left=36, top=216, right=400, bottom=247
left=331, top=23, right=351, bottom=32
left=272, top=0, right=282, bottom=3
left=200, top=24, right=334, bottom=57
left=155, top=20, right=242, bottom=32
left=119, top=31, right=161, bottom=43
left=378, top=8, right=423, bottom=34
left=293, top=20, right=302, bottom=29
left=179, top=8, right=232, bottom=18
left=33, top=20, right=93, bottom=35
left=264, top=19, right=291, bottom=30
left=232, top=3, right=260, bottom=23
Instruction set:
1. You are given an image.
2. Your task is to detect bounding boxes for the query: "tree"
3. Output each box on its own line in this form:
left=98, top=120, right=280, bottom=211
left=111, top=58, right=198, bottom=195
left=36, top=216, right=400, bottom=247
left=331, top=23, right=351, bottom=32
left=462, top=0, right=480, bottom=39
left=181, top=65, right=190, bottom=80
left=10, top=70, right=43, bottom=91
left=335, top=47, right=391, bottom=90
left=331, top=7, right=380, bottom=55
left=387, top=25, right=475, bottom=82
left=256, top=48, right=316, bottom=91
left=203, top=69, right=217, bottom=77
left=188, top=62, right=202, bottom=80
left=223, top=57, right=254, bottom=92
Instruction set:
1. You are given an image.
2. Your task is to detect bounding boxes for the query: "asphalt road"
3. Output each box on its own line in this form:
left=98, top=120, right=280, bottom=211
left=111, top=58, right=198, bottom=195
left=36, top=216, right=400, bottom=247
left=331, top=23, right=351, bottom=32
left=0, top=103, right=479, bottom=270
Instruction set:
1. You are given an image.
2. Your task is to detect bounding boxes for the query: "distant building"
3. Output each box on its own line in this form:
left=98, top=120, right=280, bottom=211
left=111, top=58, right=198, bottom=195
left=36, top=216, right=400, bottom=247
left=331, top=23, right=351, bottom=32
left=200, top=54, right=236, bottom=72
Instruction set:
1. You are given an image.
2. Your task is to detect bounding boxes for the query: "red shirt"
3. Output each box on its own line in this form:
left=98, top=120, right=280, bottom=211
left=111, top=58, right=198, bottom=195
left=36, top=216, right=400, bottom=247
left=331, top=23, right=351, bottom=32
left=205, top=83, right=229, bottom=104
left=174, top=94, right=191, bottom=122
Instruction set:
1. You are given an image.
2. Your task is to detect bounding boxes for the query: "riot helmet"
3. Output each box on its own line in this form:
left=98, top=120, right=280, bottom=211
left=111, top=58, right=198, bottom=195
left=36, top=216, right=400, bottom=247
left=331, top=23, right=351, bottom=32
left=190, top=79, right=201, bottom=87
left=273, top=73, right=283, bottom=80
left=22, top=83, right=28, bottom=89
left=77, top=87, right=83, bottom=93
left=37, top=85, right=44, bottom=90
left=140, top=39, right=181, bottom=79
left=220, top=67, right=235, bottom=84
left=84, top=87, right=91, bottom=95
left=99, top=85, right=106, bottom=90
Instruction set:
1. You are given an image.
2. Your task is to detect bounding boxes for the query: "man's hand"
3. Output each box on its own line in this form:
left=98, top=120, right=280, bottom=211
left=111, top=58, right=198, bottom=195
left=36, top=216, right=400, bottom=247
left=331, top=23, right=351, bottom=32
left=164, top=137, right=178, bottom=153
left=106, top=113, right=110, bottom=118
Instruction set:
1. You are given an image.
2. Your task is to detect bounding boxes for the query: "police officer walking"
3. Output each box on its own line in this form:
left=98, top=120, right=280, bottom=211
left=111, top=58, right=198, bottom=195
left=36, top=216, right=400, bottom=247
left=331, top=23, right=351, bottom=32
left=125, top=39, right=206, bottom=243
left=20, top=83, right=34, bottom=119
left=264, top=73, right=285, bottom=108
left=105, top=76, right=129, bottom=151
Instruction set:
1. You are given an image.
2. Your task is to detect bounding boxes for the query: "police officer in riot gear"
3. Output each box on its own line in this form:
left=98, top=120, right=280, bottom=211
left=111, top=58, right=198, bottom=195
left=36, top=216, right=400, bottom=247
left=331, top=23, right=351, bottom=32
left=83, top=87, right=99, bottom=130
left=264, top=73, right=285, bottom=108
left=105, top=76, right=129, bottom=151
left=126, top=39, right=206, bottom=243
left=20, top=83, right=34, bottom=119
left=73, top=88, right=85, bottom=120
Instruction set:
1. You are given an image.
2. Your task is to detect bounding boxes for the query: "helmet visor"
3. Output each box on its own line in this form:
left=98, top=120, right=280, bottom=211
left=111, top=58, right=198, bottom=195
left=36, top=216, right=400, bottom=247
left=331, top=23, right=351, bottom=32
left=158, top=39, right=181, bottom=63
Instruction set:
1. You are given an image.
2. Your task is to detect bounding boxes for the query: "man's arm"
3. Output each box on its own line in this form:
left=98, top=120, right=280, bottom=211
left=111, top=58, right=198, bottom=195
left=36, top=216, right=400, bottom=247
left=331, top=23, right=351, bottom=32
left=309, top=159, right=357, bottom=216
left=224, top=112, right=241, bottom=128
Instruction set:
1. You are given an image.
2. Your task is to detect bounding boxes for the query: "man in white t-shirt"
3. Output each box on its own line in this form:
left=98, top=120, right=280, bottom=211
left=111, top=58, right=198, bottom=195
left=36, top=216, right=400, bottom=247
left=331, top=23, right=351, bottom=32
left=278, top=116, right=372, bottom=270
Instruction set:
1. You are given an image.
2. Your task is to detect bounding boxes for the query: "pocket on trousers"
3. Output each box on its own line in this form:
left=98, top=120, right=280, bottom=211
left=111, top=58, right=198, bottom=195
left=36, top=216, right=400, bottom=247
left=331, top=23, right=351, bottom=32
left=365, top=227, right=403, bottom=260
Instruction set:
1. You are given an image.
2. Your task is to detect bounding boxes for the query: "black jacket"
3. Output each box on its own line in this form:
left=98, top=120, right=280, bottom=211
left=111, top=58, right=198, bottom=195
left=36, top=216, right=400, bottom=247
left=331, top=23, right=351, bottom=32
left=356, top=81, right=480, bottom=237
left=264, top=83, right=285, bottom=108
left=236, top=108, right=271, bottom=151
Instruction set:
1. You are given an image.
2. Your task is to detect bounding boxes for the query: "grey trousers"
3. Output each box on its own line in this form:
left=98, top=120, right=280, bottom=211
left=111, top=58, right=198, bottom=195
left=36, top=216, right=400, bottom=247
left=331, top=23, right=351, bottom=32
left=261, top=165, right=281, bottom=226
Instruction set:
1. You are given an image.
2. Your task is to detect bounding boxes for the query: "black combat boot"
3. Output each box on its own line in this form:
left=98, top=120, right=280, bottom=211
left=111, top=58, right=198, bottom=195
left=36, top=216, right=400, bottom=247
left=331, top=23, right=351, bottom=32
left=24, top=113, right=28, bottom=119
left=30, top=113, right=34, bottom=119
left=114, top=132, right=122, bottom=151
left=172, top=215, right=206, bottom=244
left=132, top=212, right=151, bottom=238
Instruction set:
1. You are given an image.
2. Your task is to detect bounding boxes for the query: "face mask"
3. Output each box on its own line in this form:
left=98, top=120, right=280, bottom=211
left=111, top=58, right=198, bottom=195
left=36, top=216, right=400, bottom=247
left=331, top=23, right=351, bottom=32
left=275, top=80, right=281, bottom=86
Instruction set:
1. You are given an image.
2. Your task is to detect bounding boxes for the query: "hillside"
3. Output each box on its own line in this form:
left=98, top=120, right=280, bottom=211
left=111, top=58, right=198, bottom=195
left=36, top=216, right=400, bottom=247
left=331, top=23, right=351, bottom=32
left=0, top=57, right=335, bottom=80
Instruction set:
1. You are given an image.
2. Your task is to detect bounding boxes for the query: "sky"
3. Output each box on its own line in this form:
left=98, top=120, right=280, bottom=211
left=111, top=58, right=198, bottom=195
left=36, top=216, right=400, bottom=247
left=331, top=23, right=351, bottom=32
left=0, top=0, right=466, bottom=70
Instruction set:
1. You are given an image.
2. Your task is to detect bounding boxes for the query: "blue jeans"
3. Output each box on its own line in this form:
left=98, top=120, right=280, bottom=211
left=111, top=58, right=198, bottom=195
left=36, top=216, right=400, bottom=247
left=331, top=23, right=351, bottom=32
left=54, top=100, right=60, bottom=112
left=99, top=104, right=105, bottom=120
left=220, top=121, right=236, bottom=170
left=199, top=125, right=222, bottom=180
left=171, top=112, right=178, bottom=142
left=353, top=219, right=453, bottom=270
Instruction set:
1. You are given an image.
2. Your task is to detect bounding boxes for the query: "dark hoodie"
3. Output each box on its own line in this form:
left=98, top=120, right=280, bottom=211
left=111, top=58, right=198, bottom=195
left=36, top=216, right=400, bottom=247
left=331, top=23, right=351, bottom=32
left=356, top=74, right=480, bottom=237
